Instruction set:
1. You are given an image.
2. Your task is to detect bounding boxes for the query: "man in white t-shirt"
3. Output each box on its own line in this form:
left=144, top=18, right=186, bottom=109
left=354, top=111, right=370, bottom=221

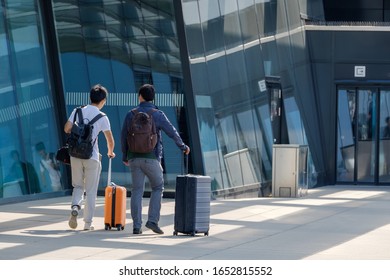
left=64, top=84, right=115, bottom=230
left=35, top=142, right=62, bottom=192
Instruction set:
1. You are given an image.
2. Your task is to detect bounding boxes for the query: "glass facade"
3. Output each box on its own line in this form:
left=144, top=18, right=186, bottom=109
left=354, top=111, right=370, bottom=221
left=0, top=0, right=317, bottom=201
left=1, top=1, right=64, bottom=199
left=181, top=0, right=315, bottom=193
left=52, top=0, right=187, bottom=192
left=2, top=0, right=390, bottom=203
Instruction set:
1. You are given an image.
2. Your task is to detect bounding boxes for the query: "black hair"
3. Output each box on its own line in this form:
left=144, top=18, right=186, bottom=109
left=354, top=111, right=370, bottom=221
left=90, top=84, right=107, bottom=104
left=138, top=84, right=155, bottom=102
left=35, top=142, right=45, bottom=152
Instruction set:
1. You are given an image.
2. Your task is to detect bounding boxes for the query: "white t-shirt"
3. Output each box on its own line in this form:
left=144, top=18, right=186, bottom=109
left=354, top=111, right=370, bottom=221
left=68, top=105, right=111, bottom=162
left=40, top=157, right=61, bottom=191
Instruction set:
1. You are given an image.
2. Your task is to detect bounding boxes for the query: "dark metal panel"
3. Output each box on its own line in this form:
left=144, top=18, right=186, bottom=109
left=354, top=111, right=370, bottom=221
left=172, top=0, right=204, bottom=175
left=39, top=0, right=71, bottom=188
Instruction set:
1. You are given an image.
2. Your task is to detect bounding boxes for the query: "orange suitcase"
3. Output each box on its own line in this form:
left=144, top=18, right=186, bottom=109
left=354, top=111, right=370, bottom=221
left=104, top=158, right=127, bottom=231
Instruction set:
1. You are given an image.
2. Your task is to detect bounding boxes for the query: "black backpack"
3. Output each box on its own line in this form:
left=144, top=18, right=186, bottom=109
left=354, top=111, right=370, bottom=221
left=67, top=107, right=105, bottom=159
left=127, top=108, right=158, bottom=153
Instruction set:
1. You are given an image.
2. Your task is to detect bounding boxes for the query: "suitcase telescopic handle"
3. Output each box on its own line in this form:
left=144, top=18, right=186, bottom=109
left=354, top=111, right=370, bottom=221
left=182, top=153, right=189, bottom=175
left=108, top=157, right=112, bottom=186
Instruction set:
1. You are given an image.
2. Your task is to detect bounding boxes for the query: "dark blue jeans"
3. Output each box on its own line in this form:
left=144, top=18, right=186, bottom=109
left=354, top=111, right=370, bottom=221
left=128, top=158, right=164, bottom=229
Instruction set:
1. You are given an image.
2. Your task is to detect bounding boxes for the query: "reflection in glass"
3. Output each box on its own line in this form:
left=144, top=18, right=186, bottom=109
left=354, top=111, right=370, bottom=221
left=337, top=89, right=356, bottom=182
left=237, top=110, right=263, bottom=183
left=1, top=0, right=63, bottom=198
left=379, top=90, right=390, bottom=183
left=52, top=0, right=186, bottom=192
left=357, top=89, right=377, bottom=182
left=284, top=97, right=307, bottom=145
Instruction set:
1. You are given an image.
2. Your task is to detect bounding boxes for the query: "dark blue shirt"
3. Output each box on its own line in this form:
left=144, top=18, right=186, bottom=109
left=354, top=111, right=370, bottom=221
left=121, top=101, right=188, bottom=162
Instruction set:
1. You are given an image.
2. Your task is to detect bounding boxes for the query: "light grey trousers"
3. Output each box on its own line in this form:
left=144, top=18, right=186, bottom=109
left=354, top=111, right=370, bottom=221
left=70, top=157, right=101, bottom=224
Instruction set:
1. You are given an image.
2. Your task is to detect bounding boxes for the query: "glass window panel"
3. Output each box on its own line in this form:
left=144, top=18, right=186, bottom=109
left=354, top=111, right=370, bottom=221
left=1, top=1, right=64, bottom=198
left=199, top=0, right=224, bottom=55
left=238, top=0, right=258, bottom=44
left=226, top=51, right=247, bottom=87
left=190, top=63, right=210, bottom=95
left=284, top=96, right=306, bottom=144
left=199, top=0, right=221, bottom=21
left=255, top=0, right=277, bottom=37
left=218, top=114, right=245, bottom=187
left=186, top=23, right=205, bottom=58
left=261, top=40, right=280, bottom=76
left=218, top=115, right=239, bottom=153
left=79, top=5, right=105, bottom=25
left=53, top=0, right=186, bottom=193
left=357, top=89, right=377, bottom=183
left=243, top=44, right=265, bottom=86
left=196, top=104, right=225, bottom=191
left=275, top=0, right=288, bottom=34
left=237, top=109, right=263, bottom=183
left=276, top=36, right=292, bottom=72
left=220, top=0, right=242, bottom=48
left=337, top=89, right=355, bottom=182
left=290, top=31, right=307, bottom=65
left=379, top=89, right=390, bottom=183
left=206, top=56, right=229, bottom=94
left=183, top=2, right=204, bottom=58
left=257, top=103, right=273, bottom=179
left=285, top=0, right=301, bottom=29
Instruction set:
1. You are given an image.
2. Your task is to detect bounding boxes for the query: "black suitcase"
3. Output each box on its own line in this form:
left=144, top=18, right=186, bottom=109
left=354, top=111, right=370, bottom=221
left=173, top=173, right=211, bottom=236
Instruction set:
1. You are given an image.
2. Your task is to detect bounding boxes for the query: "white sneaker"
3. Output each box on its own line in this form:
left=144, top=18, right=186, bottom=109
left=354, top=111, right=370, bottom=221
left=68, top=206, right=79, bottom=229
left=84, top=222, right=94, bottom=231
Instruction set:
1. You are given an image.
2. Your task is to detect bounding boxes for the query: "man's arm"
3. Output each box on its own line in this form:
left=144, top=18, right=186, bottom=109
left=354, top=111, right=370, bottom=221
left=158, top=111, right=190, bottom=155
left=120, top=113, right=131, bottom=164
left=64, top=120, right=73, bottom=134
left=103, top=130, right=115, bottom=158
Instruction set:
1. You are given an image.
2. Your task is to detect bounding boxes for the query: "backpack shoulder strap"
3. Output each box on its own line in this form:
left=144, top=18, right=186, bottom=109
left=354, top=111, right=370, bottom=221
left=88, top=112, right=105, bottom=125
left=73, top=107, right=84, bottom=124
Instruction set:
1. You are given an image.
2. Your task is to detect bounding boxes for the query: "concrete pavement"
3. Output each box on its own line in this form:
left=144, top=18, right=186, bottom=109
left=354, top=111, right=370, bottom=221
left=1, top=185, right=390, bottom=260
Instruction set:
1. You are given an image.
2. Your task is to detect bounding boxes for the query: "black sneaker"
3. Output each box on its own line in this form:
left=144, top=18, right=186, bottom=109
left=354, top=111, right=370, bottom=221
left=145, top=221, right=164, bottom=234
left=133, top=228, right=142, bottom=234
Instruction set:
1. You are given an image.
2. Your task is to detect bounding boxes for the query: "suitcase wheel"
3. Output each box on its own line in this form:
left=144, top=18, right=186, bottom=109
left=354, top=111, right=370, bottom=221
left=173, top=230, right=178, bottom=236
left=105, top=224, right=111, bottom=230
left=115, top=224, right=125, bottom=231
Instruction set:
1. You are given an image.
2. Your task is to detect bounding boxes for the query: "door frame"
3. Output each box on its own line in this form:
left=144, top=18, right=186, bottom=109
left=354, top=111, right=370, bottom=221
left=336, top=84, right=390, bottom=185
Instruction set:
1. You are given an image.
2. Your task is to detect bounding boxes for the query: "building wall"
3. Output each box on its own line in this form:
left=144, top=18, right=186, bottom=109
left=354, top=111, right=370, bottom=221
left=52, top=0, right=189, bottom=193
left=176, top=0, right=326, bottom=195
left=2, top=0, right=390, bottom=204
left=0, top=0, right=190, bottom=203
left=307, top=26, right=390, bottom=184
left=0, top=1, right=65, bottom=202
left=0, top=0, right=324, bottom=202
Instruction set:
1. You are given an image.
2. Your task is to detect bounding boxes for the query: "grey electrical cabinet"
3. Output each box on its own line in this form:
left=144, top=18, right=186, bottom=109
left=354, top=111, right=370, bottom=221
left=272, top=144, right=308, bottom=197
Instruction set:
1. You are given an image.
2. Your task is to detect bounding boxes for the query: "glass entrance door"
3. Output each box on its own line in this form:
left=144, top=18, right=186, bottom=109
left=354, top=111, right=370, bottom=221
left=337, top=86, right=390, bottom=184
left=356, top=89, right=378, bottom=183
left=379, top=90, right=390, bottom=183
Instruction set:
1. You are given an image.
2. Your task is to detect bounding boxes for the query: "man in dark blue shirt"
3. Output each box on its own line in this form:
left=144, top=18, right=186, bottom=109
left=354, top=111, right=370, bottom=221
left=121, top=84, right=190, bottom=234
